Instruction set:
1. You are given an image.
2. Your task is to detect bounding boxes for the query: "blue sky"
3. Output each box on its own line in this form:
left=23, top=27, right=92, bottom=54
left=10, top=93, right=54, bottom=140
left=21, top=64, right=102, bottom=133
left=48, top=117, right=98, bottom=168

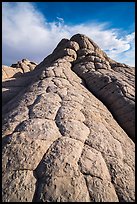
left=32, top=2, right=135, bottom=31
left=2, top=2, right=135, bottom=66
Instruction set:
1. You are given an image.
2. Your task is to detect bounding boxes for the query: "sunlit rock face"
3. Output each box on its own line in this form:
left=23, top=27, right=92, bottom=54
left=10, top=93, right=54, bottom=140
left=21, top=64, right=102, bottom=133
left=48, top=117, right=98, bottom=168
left=2, top=59, right=37, bottom=106
left=2, top=59, right=37, bottom=80
left=2, top=34, right=135, bottom=202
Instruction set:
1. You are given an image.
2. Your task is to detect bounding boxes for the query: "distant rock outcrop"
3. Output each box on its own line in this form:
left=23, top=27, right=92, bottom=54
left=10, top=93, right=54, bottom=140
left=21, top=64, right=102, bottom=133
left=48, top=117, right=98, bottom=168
left=2, top=34, right=135, bottom=202
left=2, top=59, right=37, bottom=80
left=2, top=59, right=37, bottom=106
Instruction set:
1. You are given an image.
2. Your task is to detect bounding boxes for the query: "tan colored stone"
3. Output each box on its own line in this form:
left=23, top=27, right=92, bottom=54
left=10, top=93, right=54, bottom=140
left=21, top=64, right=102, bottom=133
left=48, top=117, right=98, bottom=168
left=2, top=33, right=135, bottom=202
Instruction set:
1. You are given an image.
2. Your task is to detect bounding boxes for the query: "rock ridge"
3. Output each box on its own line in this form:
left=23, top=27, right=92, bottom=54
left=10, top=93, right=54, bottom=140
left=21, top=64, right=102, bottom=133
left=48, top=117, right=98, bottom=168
left=2, top=33, right=135, bottom=202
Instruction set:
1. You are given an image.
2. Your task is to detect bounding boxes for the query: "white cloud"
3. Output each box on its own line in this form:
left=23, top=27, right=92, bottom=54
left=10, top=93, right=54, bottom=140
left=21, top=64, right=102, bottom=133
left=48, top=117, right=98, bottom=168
left=2, top=2, right=135, bottom=66
left=56, top=17, right=64, bottom=24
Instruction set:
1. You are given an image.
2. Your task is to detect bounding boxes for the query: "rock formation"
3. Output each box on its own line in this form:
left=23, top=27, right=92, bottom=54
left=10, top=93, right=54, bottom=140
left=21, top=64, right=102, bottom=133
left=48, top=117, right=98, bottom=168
left=2, top=59, right=37, bottom=80
left=2, top=59, right=37, bottom=106
left=2, top=34, right=135, bottom=202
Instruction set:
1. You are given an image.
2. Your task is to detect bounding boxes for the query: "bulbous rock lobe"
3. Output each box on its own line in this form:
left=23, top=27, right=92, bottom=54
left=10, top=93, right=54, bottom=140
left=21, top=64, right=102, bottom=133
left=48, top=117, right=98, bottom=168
left=2, top=33, right=135, bottom=202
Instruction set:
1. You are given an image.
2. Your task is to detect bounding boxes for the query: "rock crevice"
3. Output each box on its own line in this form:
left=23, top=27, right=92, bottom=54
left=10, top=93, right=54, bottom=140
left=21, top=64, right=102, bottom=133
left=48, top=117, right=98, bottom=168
left=2, top=33, right=135, bottom=202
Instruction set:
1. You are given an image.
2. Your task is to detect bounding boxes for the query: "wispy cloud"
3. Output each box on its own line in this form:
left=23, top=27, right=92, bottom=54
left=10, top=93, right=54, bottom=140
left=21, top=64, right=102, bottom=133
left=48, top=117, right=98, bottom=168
left=56, top=17, right=64, bottom=24
left=2, top=2, right=135, bottom=66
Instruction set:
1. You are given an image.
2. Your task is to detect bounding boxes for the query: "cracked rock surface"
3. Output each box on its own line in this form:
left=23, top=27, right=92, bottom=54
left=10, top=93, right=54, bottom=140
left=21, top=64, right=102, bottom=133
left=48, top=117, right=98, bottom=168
left=2, top=59, right=37, bottom=106
left=2, top=34, right=135, bottom=202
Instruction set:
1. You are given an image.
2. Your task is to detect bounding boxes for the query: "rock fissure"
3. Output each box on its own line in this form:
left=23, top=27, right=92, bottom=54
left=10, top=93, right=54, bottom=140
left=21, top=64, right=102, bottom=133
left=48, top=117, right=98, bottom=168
left=2, top=33, right=135, bottom=202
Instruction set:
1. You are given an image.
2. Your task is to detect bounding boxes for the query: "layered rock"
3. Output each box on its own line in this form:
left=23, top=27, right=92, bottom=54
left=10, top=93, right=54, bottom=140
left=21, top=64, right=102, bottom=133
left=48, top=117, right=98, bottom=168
left=2, top=59, right=37, bottom=80
left=2, top=59, right=37, bottom=106
left=71, top=34, right=135, bottom=141
left=2, top=34, right=135, bottom=202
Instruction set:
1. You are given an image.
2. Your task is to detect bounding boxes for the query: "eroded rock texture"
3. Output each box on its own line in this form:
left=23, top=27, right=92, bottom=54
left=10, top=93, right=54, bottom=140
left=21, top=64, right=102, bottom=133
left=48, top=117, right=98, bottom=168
left=2, top=34, right=135, bottom=202
left=2, top=59, right=37, bottom=106
left=2, top=59, right=37, bottom=80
